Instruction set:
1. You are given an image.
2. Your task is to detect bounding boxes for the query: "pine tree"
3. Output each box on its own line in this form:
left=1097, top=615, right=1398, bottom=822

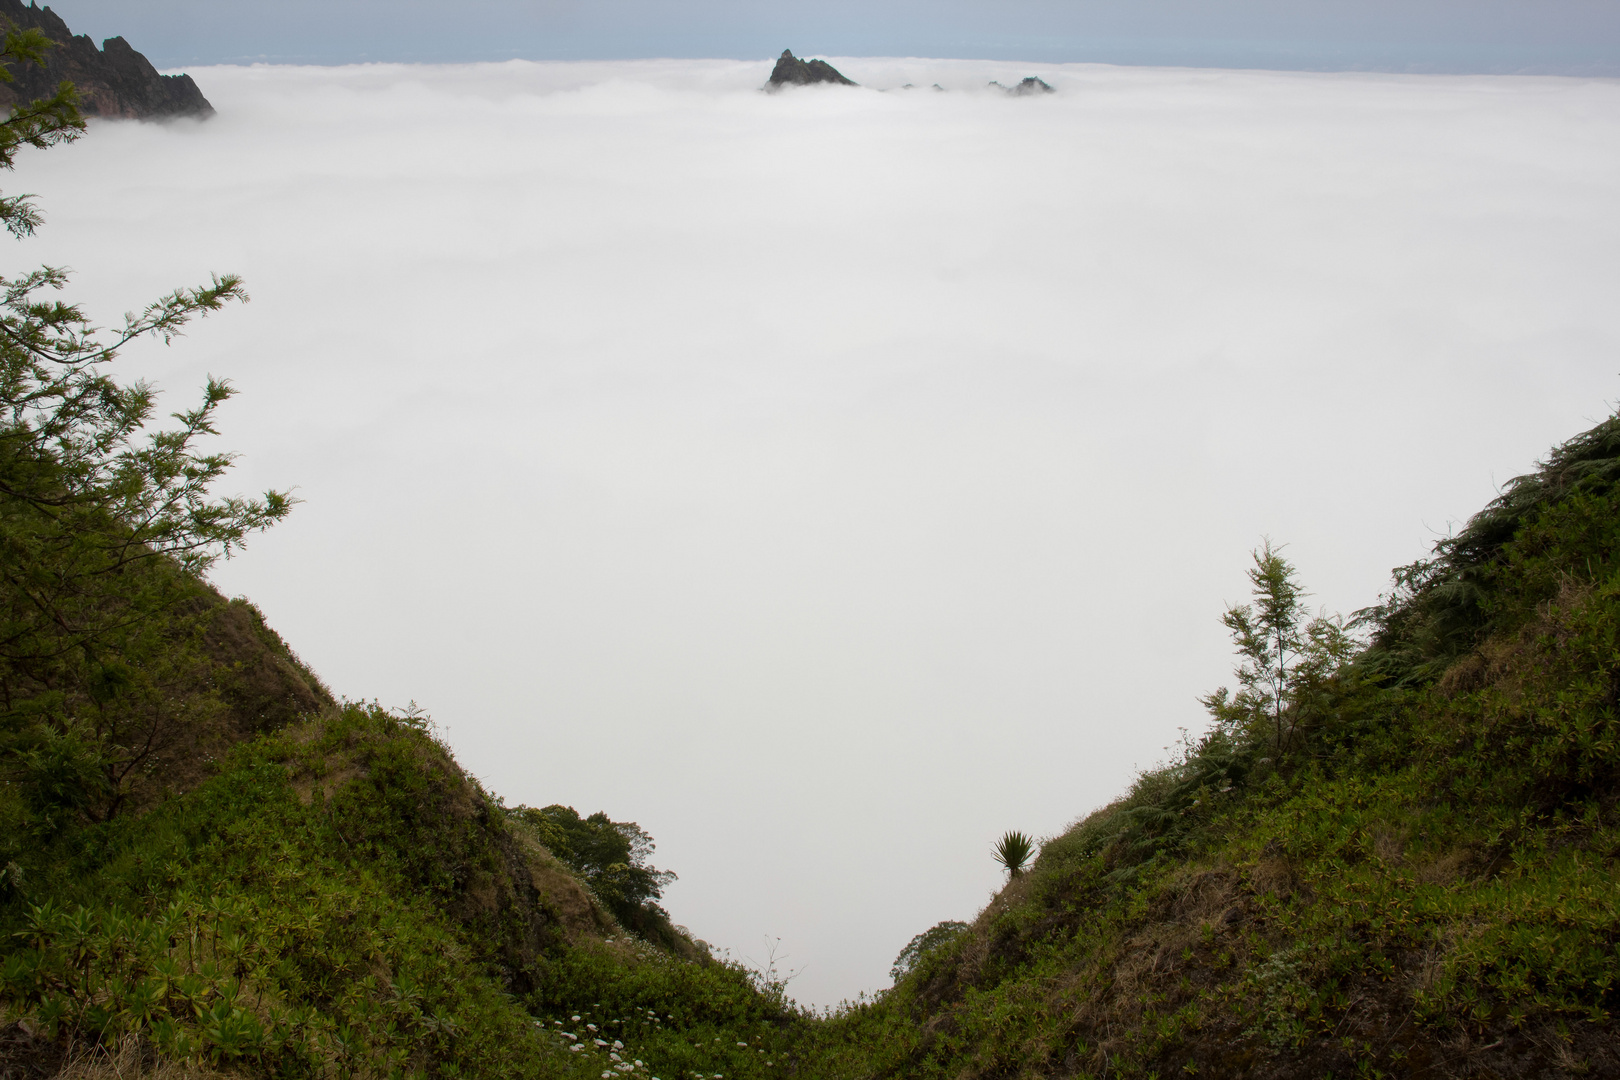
left=0, top=29, right=290, bottom=826
left=1201, top=541, right=1354, bottom=757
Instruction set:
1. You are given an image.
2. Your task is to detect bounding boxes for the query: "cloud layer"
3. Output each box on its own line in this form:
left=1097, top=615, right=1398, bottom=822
left=12, top=58, right=1620, bottom=1005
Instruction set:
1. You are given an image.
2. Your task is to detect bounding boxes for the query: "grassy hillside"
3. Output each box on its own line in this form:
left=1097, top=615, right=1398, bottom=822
left=801, top=416, right=1620, bottom=1079
left=0, top=558, right=800, bottom=1079
left=0, top=32, right=808, bottom=1077
left=2, top=644, right=805, bottom=1079
left=10, top=412, right=1620, bottom=1080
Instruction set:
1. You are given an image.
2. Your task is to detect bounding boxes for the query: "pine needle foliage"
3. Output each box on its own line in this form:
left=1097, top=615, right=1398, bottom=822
left=0, top=31, right=292, bottom=833
left=1200, top=541, right=1356, bottom=758
left=0, top=24, right=82, bottom=237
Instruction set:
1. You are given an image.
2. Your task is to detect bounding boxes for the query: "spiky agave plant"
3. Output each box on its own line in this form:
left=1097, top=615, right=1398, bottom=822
left=993, top=831, right=1035, bottom=878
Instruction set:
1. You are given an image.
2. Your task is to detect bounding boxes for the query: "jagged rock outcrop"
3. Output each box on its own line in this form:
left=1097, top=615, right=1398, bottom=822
left=0, top=0, right=211, bottom=119
left=991, top=76, right=1055, bottom=96
left=766, top=49, right=856, bottom=90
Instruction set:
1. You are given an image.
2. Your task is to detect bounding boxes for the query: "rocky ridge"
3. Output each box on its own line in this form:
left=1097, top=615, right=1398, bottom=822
left=0, top=0, right=211, bottom=119
left=766, top=49, right=856, bottom=89
left=765, top=52, right=1057, bottom=96
left=992, top=76, right=1054, bottom=95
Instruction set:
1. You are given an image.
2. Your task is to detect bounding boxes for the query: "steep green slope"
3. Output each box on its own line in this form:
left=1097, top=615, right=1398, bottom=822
left=9, top=409, right=1620, bottom=1080
left=1, top=696, right=805, bottom=1079
left=0, top=32, right=806, bottom=1076
left=806, top=415, right=1620, bottom=1079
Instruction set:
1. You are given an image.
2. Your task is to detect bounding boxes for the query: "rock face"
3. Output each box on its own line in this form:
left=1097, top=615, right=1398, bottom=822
left=767, top=49, right=856, bottom=90
left=0, top=0, right=212, bottom=119
left=993, top=76, right=1055, bottom=97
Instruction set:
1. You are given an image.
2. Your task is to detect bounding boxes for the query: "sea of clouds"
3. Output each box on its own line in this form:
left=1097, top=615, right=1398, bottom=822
left=11, top=57, right=1620, bottom=1006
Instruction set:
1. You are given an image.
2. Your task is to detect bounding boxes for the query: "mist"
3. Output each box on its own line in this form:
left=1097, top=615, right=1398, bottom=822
left=11, top=58, right=1620, bottom=1006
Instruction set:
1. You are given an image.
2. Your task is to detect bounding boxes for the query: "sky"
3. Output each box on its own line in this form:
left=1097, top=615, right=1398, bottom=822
left=10, top=57, right=1620, bottom=1006
left=38, top=0, right=1620, bottom=73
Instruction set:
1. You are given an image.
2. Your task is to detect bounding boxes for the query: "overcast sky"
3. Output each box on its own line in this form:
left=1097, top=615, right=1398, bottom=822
left=13, top=58, right=1618, bottom=1005
left=38, top=0, right=1620, bottom=73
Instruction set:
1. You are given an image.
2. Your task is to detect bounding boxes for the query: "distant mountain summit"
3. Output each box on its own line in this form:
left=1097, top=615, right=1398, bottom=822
left=766, top=50, right=856, bottom=90
left=991, top=77, right=1055, bottom=96
left=0, top=0, right=212, bottom=119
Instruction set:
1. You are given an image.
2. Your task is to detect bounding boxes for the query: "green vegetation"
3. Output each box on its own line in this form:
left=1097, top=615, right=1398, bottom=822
left=0, top=38, right=800, bottom=1080
left=5, top=28, right=1620, bottom=1080
left=0, top=20, right=290, bottom=844
left=891, top=923, right=968, bottom=985
left=2, top=703, right=806, bottom=1078
left=0, top=22, right=79, bottom=236
left=506, top=805, right=685, bottom=951
left=805, top=418, right=1620, bottom=1077
left=992, top=833, right=1034, bottom=880
left=1201, top=540, right=1355, bottom=760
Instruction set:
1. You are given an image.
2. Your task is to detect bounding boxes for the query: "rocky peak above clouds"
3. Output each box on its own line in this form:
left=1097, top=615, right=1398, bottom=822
left=766, top=50, right=857, bottom=90
left=0, top=0, right=212, bottom=119
left=992, top=77, right=1055, bottom=96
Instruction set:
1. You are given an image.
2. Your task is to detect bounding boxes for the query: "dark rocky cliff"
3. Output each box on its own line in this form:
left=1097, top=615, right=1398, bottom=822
left=767, top=49, right=856, bottom=89
left=0, top=0, right=211, bottom=119
left=1003, top=76, right=1054, bottom=96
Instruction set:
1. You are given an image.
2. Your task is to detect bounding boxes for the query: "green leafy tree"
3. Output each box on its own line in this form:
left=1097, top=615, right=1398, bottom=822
left=1201, top=540, right=1355, bottom=757
left=0, top=32, right=290, bottom=828
left=891, top=920, right=968, bottom=983
left=510, top=804, right=676, bottom=925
